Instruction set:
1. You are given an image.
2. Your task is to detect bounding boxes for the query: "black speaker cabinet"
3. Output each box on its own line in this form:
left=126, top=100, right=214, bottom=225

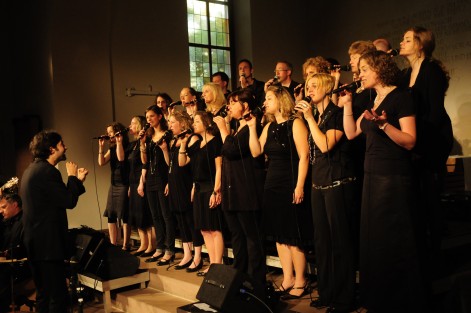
left=69, top=227, right=140, bottom=280
left=196, top=264, right=266, bottom=313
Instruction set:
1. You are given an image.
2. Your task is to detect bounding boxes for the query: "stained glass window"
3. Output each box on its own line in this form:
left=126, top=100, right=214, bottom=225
left=187, top=0, right=231, bottom=91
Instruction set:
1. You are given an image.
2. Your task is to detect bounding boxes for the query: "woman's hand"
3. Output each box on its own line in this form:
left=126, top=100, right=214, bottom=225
left=295, top=100, right=314, bottom=121
left=293, top=186, right=304, bottom=204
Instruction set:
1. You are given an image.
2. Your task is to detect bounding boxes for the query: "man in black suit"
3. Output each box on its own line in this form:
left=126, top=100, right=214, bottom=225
left=20, top=130, right=88, bottom=313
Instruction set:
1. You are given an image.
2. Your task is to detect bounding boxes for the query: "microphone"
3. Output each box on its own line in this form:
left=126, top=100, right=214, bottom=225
left=175, top=128, right=192, bottom=139
left=330, top=81, right=361, bottom=94
left=272, top=75, right=279, bottom=84
left=330, top=64, right=351, bottom=71
left=169, top=100, right=182, bottom=108
left=114, top=127, right=130, bottom=137
left=389, top=48, right=399, bottom=56
left=139, top=123, right=151, bottom=138
left=156, top=130, right=173, bottom=145
left=242, top=106, right=264, bottom=121
left=294, top=96, right=312, bottom=111
left=92, top=135, right=110, bottom=140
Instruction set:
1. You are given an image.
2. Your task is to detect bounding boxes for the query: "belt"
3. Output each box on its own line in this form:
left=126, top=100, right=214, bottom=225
left=312, top=177, right=356, bottom=190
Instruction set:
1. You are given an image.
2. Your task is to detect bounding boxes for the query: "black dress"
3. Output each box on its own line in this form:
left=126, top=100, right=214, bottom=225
left=262, top=119, right=313, bottom=247
left=187, top=135, right=224, bottom=231
left=127, top=141, right=152, bottom=229
left=104, top=145, right=129, bottom=222
left=168, top=140, right=203, bottom=246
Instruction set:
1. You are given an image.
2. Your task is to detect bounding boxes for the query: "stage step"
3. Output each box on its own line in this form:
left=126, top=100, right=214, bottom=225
left=100, top=252, right=316, bottom=313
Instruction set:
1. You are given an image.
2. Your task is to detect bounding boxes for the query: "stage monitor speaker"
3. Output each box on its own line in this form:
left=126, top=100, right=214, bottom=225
left=69, top=226, right=140, bottom=280
left=196, top=264, right=267, bottom=313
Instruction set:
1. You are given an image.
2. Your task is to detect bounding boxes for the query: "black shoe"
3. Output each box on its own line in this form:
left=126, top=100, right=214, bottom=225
left=274, top=284, right=294, bottom=296
left=141, top=250, right=157, bottom=258
left=156, top=254, right=175, bottom=266
left=145, top=252, right=165, bottom=263
left=186, top=260, right=203, bottom=273
left=196, top=271, right=206, bottom=277
left=310, top=298, right=327, bottom=308
left=175, top=258, right=194, bottom=270
left=133, top=250, right=146, bottom=257
left=280, top=282, right=311, bottom=300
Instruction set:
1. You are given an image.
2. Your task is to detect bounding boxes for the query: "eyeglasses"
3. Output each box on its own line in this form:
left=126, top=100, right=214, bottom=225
left=274, top=69, right=288, bottom=73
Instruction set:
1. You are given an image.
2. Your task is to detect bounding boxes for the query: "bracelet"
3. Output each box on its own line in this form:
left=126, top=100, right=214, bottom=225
left=98, top=152, right=103, bottom=155
left=379, top=122, right=389, bottom=130
left=140, top=147, right=146, bottom=152
left=344, top=113, right=353, bottom=116
left=212, top=191, right=217, bottom=195
left=179, top=151, right=187, bottom=155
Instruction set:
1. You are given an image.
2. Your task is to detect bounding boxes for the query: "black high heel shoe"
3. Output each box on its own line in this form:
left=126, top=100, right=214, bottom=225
left=280, top=281, right=311, bottom=300
left=174, top=258, right=194, bottom=270
left=145, top=251, right=165, bottom=263
left=186, top=259, right=203, bottom=273
left=156, top=254, right=175, bottom=266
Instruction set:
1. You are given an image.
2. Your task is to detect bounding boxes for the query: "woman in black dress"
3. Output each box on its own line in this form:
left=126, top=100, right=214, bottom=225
left=179, top=111, right=224, bottom=276
left=127, top=115, right=154, bottom=256
left=341, top=51, right=425, bottom=312
left=297, top=73, right=356, bottom=312
left=141, top=105, right=175, bottom=265
left=98, top=122, right=130, bottom=249
left=166, top=111, right=204, bottom=271
left=400, top=27, right=453, bottom=288
left=248, top=86, right=311, bottom=299
left=213, top=89, right=266, bottom=285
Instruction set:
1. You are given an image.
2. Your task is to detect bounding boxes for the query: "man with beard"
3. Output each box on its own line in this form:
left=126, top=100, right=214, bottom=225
left=20, top=130, right=88, bottom=313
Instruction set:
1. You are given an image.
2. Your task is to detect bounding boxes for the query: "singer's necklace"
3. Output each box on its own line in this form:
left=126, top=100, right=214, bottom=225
left=374, top=86, right=395, bottom=108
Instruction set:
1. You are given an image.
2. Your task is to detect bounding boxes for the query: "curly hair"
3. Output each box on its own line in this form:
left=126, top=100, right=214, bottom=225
left=29, top=130, right=62, bottom=160
left=302, top=56, right=331, bottom=79
left=359, top=51, right=400, bottom=86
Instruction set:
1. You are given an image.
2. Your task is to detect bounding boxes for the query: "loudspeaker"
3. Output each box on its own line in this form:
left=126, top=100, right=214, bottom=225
left=196, top=264, right=267, bottom=313
left=69, top=226, right=140, bottom=280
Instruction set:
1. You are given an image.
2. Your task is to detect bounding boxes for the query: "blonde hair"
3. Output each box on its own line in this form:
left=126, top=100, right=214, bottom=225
left=169, top=110, right=193, bottom=132
left=265, top=86, right=295, bottom=123
left=305, top=73, right=335, bottom=96
left=203, top=82, right=226, bottom=113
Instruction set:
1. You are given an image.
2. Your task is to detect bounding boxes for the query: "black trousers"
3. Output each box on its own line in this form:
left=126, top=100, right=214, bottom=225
left=223, top=210, right=266, bottom=285
left=147, top=186, right=175, bottom=253
left=29, top=260, right=68, bottom=313
left=311, top=182, right=356, bottom=311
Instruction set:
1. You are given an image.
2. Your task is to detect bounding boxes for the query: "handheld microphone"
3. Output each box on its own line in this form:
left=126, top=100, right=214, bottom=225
left=175, top=128, right=192, bottom=139
left=242, top=106, right=264, bottom=121
left=294, top=96, right=312, bottom=111
left=156, top=130, right=173, bottom=145
left=389, top=48, right=400, bottom=56
left=139, top=123, right=151, bottom=138
left=92, top=135, right=110, bottom=140
left=330, top=81, right=361, bottom=94
left=330, top=64, right=351, bottom=71
left=169, top=100, right=182, bottom=108
left=114, top=127, right=130, bottom=137
left=272, top=75, right=279, bottom=84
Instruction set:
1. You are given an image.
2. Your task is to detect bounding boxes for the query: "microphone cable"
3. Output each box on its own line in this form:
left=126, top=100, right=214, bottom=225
left=90, top=140, right=104, bottom=235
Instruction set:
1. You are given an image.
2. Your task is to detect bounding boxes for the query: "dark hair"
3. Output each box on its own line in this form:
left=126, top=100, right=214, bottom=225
left=194, top=111, right=218, bottom=136
left=145, top=105, right=168, bottom=136
left=29, top=130, right=62, bottom=160
left=107, top=122, right=130, bottom=147
left=276, top=60, right=293, bottom=71
left=228, top=88, right=256, bottom=111
left=155, top=92, right=173, bottom=107
left=1, top=193, right=22, bottom=208
left=238, top=59, right=253, bottom=69
left=211, top=71, right=230, bottom=83
left=359, top=51, right=400, bottom=86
